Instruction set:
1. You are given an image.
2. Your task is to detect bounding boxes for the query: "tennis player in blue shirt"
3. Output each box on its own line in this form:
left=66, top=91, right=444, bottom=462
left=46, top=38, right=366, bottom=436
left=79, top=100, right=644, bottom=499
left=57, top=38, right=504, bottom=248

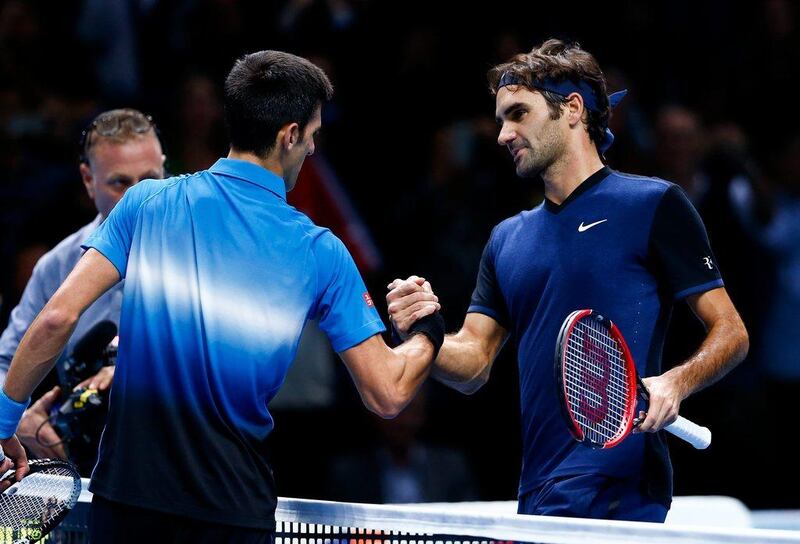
left=388, top=39, right=749, bottom=522
left=0, top=51, right=444, bottom=542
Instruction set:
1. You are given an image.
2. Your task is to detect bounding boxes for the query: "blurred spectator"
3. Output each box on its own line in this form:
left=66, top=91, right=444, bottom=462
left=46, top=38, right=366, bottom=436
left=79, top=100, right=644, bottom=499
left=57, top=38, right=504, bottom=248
left=77, top=0, right=142, bottom=100
left=755, top=135, right=800, bottom=387
left=169, top=73, right=226, bottom=174
left=603, top=69, right=652, bottom=174
left=653, top=105, right=707, bottom=203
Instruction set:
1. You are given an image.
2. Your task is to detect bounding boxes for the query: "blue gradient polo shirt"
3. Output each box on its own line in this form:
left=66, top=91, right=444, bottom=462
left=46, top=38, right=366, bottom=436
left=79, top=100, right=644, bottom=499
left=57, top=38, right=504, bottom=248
left=82, top=158, right=385, bottom=529
left=469, top=167, right=723, bottom=508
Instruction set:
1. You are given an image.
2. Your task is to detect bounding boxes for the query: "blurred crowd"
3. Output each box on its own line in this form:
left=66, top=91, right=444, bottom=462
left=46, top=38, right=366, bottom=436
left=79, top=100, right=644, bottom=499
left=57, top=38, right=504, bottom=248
left=1, top=0, right=799, bottom=508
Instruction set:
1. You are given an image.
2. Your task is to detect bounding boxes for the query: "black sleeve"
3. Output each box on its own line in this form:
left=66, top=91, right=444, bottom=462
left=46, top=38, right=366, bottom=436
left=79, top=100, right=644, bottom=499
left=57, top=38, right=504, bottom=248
left=648, top=184, right=724, bottom=300
left=467, top=231, right=511, bottom=329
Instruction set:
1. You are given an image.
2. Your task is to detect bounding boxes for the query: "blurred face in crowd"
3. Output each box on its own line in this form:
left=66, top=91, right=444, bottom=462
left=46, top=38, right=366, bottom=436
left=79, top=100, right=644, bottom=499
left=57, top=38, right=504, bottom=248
left=495, top=86, right=566, bottom=178
left=79, top=133, right=166, bottom=219
left=654, top=106, right=702, bottom=181
left=283, top=105, right=321, bottom=191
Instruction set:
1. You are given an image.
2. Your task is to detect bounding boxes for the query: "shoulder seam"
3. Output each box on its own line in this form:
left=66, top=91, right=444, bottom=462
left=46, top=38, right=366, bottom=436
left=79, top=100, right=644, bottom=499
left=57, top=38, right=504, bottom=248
left=138, top=175, right=191, bottom=209
left=645, top=184, right=679, bottom=257
left=611, top=171, right=674, bottom=189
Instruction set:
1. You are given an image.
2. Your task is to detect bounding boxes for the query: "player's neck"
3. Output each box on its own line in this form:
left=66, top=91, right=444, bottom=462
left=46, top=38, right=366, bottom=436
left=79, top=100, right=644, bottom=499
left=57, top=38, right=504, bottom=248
left=227, top=149, right=286, bottom=181
left=541, top=142, right=605, bottom=205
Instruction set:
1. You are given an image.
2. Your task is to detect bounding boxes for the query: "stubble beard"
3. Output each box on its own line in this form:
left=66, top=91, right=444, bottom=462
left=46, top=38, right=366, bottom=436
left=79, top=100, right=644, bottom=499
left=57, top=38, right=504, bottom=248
left=515, top=123, right=564, bottom=179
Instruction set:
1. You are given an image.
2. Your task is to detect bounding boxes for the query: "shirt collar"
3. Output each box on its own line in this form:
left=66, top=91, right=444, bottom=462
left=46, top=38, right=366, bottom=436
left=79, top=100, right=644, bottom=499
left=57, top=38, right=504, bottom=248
left=209, top=158, right=287, bottom=201
left=543, top=166, right=612, bottom=214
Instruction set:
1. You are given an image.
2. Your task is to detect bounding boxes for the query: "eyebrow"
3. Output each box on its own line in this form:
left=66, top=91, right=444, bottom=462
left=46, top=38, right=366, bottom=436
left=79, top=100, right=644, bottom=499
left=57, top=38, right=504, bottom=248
left=105, top=170, right=162, bottom=183
left=495, top=102, right=527, bottom=124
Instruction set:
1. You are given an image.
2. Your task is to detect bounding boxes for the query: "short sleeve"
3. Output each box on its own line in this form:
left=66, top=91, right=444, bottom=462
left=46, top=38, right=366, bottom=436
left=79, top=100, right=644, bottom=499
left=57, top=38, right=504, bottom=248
left=311, top=232, right=386, bottom=353
left=467, top=229, right=511, bottom=328
left=648, top=185, right=724, bottom=300
left=81, top=183, right=149, bottom=278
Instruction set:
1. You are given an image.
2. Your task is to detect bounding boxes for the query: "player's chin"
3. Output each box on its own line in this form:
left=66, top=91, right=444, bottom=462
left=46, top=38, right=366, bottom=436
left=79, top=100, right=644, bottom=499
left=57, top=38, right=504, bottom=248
left=515, top=162, right=540, bottom=178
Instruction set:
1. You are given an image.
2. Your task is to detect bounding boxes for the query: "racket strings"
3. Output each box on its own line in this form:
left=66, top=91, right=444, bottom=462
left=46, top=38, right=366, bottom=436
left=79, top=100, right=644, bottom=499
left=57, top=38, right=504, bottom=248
left=0, top=467, right=79, bottom=531
left=563, top=318, right=634, bottom=444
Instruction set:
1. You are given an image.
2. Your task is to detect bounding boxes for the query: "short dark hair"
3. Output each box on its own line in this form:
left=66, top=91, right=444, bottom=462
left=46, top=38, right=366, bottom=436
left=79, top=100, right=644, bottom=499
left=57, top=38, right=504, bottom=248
left=224, top=51, right=334, bottom=157
left=488, top=39, right=610, bottom=149
left=80, top=108, right=158, bottom=165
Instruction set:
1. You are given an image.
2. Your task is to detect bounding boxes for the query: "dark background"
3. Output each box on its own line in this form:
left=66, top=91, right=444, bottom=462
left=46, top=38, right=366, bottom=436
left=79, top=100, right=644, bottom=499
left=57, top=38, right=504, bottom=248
left=1, top=0, right=798, bottom=509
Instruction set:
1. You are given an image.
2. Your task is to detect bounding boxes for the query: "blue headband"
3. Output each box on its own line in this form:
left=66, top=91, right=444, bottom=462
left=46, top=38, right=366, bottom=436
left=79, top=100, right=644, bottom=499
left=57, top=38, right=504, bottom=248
left=497, top=72, right=627, bottom=154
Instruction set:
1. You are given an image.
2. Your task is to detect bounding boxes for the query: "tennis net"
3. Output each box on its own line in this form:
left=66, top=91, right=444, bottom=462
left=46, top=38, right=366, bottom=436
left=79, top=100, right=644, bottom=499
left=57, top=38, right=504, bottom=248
left=22, top=481, right=800, bottom=544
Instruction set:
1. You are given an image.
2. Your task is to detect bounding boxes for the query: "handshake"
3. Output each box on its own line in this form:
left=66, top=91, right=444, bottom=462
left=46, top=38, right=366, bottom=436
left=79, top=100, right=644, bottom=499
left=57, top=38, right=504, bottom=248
left=386, top=275, right=444, bottom=352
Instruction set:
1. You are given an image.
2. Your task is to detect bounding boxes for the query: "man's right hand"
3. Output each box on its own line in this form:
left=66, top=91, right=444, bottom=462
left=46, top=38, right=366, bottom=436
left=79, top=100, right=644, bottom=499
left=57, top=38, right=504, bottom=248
left=0, top=435, right=30, bottom=490
left=17, top=386, right=67, bottom=460
left=386, top=275, right=440, bottom=341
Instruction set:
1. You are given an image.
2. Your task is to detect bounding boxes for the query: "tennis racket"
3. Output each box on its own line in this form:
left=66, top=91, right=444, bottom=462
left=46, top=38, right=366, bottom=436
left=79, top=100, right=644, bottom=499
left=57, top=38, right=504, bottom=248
left=555, top=309, right=711, bottom=450
left=0, top=448, right=81, bottom=543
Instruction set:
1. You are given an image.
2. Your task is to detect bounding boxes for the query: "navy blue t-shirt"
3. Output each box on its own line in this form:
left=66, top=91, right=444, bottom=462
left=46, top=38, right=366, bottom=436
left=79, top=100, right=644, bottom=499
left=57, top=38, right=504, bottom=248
left=469, top=167, right=723, bottom=506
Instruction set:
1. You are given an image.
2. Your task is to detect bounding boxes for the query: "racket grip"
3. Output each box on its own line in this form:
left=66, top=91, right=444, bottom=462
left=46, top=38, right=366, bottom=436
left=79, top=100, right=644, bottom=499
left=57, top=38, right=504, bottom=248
left=666, top=416, right=711, bottom=449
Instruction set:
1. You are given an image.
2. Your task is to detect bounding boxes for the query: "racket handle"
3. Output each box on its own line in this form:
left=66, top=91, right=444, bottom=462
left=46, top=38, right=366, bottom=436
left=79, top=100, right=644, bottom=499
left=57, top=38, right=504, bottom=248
left=666, top=416, right=711, bottom=449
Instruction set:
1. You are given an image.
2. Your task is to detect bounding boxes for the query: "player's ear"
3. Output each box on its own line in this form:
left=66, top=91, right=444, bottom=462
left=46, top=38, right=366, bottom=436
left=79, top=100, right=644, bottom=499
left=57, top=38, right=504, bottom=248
left=565, top=93, right=585, bottom=127
left=279, top=122, right=301, bottom=151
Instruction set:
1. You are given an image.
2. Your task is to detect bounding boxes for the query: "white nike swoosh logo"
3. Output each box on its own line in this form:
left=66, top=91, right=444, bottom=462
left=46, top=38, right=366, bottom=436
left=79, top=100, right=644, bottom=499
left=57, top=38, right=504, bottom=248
left=578, top=219, right=608, bottom=232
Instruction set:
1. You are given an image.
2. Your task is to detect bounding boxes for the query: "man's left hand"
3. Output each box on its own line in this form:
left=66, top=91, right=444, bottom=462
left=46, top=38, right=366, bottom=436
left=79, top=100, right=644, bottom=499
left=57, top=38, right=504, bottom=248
left=75, top=365, right=115, bottom=392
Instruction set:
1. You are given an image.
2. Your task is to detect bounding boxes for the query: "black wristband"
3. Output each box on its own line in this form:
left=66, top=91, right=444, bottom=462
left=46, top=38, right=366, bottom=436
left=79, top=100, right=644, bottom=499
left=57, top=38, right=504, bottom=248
left=407, top=312, right=445, bottom=359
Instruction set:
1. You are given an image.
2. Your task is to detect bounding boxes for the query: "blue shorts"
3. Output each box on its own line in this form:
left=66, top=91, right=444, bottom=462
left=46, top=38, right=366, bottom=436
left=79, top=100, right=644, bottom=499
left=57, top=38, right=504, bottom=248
left=518, top=474, right=668, bottom=522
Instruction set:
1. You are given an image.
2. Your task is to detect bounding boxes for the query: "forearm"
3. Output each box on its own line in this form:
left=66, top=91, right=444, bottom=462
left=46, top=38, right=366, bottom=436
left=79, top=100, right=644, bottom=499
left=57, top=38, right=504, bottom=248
left=431, top=330, right=494, bottom=394
left=4, top=307, right=79, bottom=401
left=390, top=334, right=436, bottom=402
left=351, top=334, right=434, bottom=419
left=664, top=312, right=749, bottom=399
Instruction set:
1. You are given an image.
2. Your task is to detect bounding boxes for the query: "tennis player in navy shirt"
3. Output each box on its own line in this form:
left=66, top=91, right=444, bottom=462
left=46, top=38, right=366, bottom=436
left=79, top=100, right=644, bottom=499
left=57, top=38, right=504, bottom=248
left=0, top=51, right=444, bottom=541
left=388, top=39, right=749, bottom=522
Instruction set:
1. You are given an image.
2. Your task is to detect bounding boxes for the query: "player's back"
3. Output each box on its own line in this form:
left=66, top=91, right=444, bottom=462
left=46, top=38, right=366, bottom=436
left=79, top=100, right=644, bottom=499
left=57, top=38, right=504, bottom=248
left=86, top=158, right=336, bottom=528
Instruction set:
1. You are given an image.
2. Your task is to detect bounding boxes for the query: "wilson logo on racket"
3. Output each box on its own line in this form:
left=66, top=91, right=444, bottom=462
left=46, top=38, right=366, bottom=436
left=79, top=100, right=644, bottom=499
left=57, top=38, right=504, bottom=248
left=578, top=335, right=612, bottom=424
left=555, top=309, right=711, bottom=450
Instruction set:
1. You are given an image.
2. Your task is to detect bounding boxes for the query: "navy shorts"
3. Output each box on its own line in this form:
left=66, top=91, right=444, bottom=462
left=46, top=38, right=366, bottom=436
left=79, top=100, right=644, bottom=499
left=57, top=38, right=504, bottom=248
left=518, top=474, right=668, bottom=522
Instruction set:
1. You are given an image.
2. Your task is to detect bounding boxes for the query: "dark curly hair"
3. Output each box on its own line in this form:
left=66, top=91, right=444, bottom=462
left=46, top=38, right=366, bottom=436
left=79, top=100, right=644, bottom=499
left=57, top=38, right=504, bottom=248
left=488, top=39, right=610, bottom=150
left=224, top=51, right=334, bottom=157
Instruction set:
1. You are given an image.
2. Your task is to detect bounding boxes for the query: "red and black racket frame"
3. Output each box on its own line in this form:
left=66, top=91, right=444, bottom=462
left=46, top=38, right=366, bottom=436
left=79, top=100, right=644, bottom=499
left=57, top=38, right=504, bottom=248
left=554, top=309, right=640, bottom=449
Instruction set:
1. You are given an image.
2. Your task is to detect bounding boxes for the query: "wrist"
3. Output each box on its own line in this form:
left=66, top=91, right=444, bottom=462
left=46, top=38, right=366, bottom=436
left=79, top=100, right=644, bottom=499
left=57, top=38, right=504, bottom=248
left=390, top=321, right=408, bottom=346
left=407, top=313, right=445, bottom=359
left=663, top=368, right=692, bottom=400
left=0, top=388, right=30, bottom=439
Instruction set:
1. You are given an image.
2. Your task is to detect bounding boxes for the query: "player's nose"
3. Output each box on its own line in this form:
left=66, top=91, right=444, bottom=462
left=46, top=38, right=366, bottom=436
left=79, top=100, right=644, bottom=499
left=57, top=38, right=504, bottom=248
left=497, top=125, right=515, bottom=146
